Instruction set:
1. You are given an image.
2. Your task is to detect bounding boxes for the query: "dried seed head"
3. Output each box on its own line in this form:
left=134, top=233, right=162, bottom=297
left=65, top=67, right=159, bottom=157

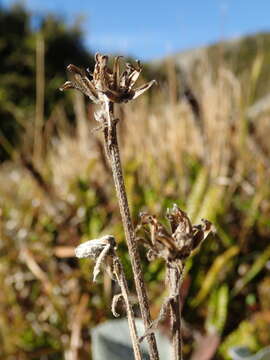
left=137, top=206, right=213, bottom=263
left=60, top=53, right=156, bottom=104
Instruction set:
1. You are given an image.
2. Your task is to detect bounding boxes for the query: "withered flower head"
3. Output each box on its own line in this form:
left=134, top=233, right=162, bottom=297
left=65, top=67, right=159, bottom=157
left=137, top=204, right=212, bottom=263
left=60, top=53, right=156, bottom=104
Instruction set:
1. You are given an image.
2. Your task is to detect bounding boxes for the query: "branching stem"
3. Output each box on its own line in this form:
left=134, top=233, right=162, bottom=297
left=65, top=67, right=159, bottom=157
left=113, top=256, right=142, bottom=360
left=103, top=101, right=160, bottom=360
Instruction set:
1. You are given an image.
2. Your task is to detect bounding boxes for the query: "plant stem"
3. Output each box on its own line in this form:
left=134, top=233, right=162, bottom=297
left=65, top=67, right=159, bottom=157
left=169, top=266, right=183, bottom=360
left=113, top=256, right=143, bottom=360
left=103, top=101, right=160, bottom=360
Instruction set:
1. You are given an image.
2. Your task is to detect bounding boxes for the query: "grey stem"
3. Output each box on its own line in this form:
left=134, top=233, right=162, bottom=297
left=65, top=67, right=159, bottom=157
left=113, top=256, right=143, bottom=360
left=169, top=265, right=183, bottom=360
left=103, top=101, right=160, bottom=360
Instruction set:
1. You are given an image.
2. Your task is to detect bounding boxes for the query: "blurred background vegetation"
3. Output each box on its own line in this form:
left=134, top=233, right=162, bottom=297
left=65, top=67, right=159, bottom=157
left=1, top=3, right=270, bottom=360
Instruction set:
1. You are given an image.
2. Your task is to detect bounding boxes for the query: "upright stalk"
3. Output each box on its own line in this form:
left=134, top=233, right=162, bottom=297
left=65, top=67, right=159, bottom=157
left=103, top=101, right=159, bottom=360
left=169, top=266, right=183, bottom=360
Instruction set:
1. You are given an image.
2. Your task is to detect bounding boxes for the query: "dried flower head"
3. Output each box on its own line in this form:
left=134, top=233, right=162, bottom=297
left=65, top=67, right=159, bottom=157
left=60, top=53, right=156, bottom=104
left=137, top=204, right=212, bottom=263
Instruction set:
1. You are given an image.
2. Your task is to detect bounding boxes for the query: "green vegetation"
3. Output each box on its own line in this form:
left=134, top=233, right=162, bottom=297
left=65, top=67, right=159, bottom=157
left=0, top=4, right=93, bottom=160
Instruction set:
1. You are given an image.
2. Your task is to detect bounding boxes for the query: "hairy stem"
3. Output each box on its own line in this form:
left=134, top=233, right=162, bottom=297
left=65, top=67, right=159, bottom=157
left=103, top=101, right=160, bottom=360
left=113, top=256, right=143, bottom=360
left=169, top=265, right=183, bottom=360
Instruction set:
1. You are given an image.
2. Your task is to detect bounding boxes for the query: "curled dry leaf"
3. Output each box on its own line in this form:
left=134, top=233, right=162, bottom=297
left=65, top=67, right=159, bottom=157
left=75, top=235, right=115, bottom=259
left=75, top=235, right=116, bottom=282
left=111, top=293, right=124, bottom=318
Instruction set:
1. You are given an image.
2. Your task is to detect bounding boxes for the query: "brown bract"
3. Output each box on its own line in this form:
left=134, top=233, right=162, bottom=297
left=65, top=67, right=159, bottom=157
left=137, top=204, right=212, bottom=262
left=60, top=53, right=156, bottom=104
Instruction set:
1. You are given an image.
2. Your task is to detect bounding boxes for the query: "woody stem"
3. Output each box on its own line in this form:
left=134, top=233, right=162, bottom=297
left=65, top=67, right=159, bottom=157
left=103, top=101, right=160, bottom=360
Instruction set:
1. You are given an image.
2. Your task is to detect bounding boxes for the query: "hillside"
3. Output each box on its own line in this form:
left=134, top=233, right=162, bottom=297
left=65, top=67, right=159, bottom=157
left=153, top=32, right=270, bottom=101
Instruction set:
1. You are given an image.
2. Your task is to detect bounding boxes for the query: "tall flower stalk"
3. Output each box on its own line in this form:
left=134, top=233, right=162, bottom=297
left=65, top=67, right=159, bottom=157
left=60, top=54, right=159, bottom=359
left=61, top=53, right=213, bottom=360
left=103, top=101, right=160, bottom=360
left=136, top=206, right=212, bottom=360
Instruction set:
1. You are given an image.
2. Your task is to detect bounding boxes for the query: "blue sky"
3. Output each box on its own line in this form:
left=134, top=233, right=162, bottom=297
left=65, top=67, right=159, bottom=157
left=2, top=0, right=270, bottom=60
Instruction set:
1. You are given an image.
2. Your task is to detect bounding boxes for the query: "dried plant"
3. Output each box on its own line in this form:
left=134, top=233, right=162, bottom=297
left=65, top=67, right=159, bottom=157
left=136, top=205, right=213, bottom=360
left=75, top=235, right=142, bottom=360
left=61, top=54, right=159, bottom=359
left=60, top=53, right=214, bottom=360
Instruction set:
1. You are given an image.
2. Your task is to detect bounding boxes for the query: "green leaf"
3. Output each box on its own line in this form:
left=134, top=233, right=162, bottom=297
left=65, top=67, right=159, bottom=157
left=233, top=245, right=270, bottom=296
left=192, top=246, right=239, bottom=306
left=206, top=284, right=229, bottom=335
left=186, top=167, right=209, bottom=222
